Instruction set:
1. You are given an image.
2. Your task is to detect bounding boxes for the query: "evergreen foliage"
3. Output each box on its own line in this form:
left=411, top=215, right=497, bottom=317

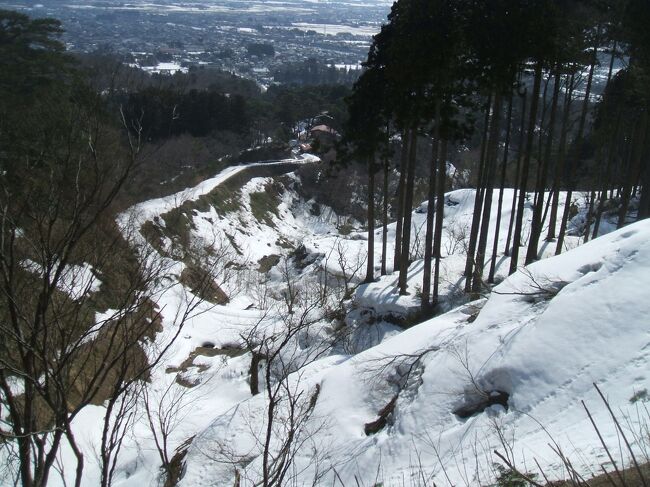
left=343, top=0, right=650, bottom=301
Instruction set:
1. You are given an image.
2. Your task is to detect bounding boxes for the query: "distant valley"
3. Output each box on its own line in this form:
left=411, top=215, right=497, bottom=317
left=0, top=0, right=392, bottom=86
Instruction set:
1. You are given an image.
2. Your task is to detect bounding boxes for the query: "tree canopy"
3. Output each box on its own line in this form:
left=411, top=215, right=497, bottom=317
left=343, top=0, right=650, bottom=302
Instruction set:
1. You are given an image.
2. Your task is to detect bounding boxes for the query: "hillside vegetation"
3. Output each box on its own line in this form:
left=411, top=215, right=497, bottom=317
left=1, top=2, right=650, bottom=487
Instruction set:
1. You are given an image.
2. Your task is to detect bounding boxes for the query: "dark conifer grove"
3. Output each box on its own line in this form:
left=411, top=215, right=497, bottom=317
left=343, top=0, right=650, bottom=306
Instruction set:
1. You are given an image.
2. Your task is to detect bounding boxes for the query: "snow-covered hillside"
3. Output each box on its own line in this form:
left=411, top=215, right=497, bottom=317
left=40, top=155, right=647, bottom=487
left=181, top=219, right=650, bottom=486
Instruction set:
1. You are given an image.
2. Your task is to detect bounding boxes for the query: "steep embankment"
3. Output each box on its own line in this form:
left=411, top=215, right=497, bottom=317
left=182, top=219, right=650, bottom=486
left=57, top=153, right=642, bottom=487
left=59, top=155, right=342, bottom=487
left=124, top=161, right=633, bottom=487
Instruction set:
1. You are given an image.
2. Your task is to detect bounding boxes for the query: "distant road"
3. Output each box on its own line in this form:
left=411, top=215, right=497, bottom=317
left=120, top=153, right=320, bottom=230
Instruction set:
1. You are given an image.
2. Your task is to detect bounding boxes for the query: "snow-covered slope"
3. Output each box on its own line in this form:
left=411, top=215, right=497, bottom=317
left=181, top=220, right=650, bottom=486
left=351, top=187, right=588, bottom=317
left=41, top=153, right=642, bottom=487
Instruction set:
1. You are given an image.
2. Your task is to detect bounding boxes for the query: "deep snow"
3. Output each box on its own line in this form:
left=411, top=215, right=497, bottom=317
left=181, top=219, right=650, bottom=486
left=12, top=154, right=646, bottom=487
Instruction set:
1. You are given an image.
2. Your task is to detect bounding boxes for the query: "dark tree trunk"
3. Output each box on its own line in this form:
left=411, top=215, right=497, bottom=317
left=556, top=40, right=598, bottom=255
left=618, top=111, right=648, bottom=228
left=505, top=89, right=527, bottom=256
left=526, top=69, right=561, bottom=263
left=18, top=435, right=34, bottom=487
left=463, top=93, right=492, bottom=292
left=547, top=73, right=575, bottom=241
left=591, top=165, right=609, bottom=239
left=533, top=73, right=551, bottom=210
left=607, top=41, right=618, bottom=85
left=509, top=60, right=543, bottom=275
left=592, top=120, right=621, bottom=239
left=381, top=153, right=389, bottom=276
left=249, top=352, right=264, bottom=396
left=639, top=171, right=650, bottom=220
left=583, top=188, right=597, bottom=242
left=472, top=91, right=503, bottom=294
left=433, top=138, right=448, bottom=302
left=393, top=132, right=409, bottom=271
left=421, top=103, right=441, bottom=310
left=489, top=92, right=513, bottom=283
left=540, top=189, right=554, bottom=234
left=590, top=44, right=620, bottom=238
left=365, top=155, right=376, bottom=283
left=638, top=121, right=650, bottom=219
left=398, top=129, right=418, bottom=295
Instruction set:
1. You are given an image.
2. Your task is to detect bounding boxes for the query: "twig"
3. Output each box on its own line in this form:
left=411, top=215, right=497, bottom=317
left=594, top=382, right=648, bottom=487
left=533, top=457, right=552, bottom=486
left=600, top=464, right=620, bottom=487
left=493, top=449, right=545, bottom=487
left=582, top=398, right=627, bottom=487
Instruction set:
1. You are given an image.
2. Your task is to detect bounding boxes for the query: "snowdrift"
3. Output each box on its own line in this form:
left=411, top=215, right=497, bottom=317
left=182, top=219, right=650, bottom=486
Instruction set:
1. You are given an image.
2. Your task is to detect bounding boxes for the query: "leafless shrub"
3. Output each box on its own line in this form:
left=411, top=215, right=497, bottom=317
left=0, top=108, right=228, bottom=487
left=493, top=267, right=569, bottom=303
left=334, top=239, right=367, bottom=301
left=142, top=374, right=211, bottom=483
left=445, top=219, right=470, bottom=256
left=196, top=268, right=336, bottom=486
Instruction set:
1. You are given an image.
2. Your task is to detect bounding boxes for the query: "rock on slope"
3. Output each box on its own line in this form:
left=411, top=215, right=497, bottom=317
left=181, top=219, right=650, bottom=486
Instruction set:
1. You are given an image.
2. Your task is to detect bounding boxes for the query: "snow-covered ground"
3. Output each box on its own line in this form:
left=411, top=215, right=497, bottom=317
left=181, top=220, right=650, bottom=486
left=345, top=188, right=586, bottom=317
left=27, top=153, right=647, bottom=487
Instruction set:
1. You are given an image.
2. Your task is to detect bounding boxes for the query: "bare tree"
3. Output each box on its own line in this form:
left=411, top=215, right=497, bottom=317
left=97, top=379, right=143, bottom=487
left=218, top=262, right=337, bottom=486
left=333, top=239, right=366, bottom=301
left=0, top=85, right=221, bottom=486
left=142, top=378, right=196, bottom=483
left=0, top=92, right=148, bottom=486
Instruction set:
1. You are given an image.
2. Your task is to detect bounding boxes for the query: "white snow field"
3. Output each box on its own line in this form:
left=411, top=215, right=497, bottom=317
left=180, top=219, right=650, bottom=486
left=25, top=153, right=647, bottom=487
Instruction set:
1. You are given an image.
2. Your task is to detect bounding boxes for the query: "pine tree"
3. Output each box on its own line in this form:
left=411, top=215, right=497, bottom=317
left=343, top=67, right=389, bottom=283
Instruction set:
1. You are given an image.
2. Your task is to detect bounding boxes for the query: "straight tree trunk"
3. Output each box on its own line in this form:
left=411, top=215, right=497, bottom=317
left=18, top=434, right=33, bottom=487
left=365, top=155, right=375, bottom=283
left=638, top=121, right=650, bottom=219
left=592, top=122, right=620, bottom=239
left=591, top=150, right=613, bottom=239
left=381, top=153, right=389, bottom=275
left=509, top=60, right=543, bottom=275
left=505, top=90, right=527, bottom=255
left=526, top=69, right=561, bottom=263
left=421, top=103, right=441, bottom=310
left=607, top=41, right=618, bottom=85
left=398, top=129, right=418, bottom=295
left=463, top=94, right=492, bottom=292
left=433, top=137, right=448, bottom=302
left=489, top=92, right=513, bottom=283
left=618, top=111, right=648, bottom=228
left=393, top=132, right=409, bottom=271
left=472, top=91, right=503, bottom=294
left=638, top=170, right=650, bottom=219
left=590, top=42, right=620, bottom=238
left=249, top=352, right=264, bottom=395
left=556, top=39, right=598, bottom=255
left=540, top=189, right=554, bottom=233
left=547, top=73, right=575, bottom=241
left=583, top=187, right=597, bottom=242
left=533, top=74, right=551, bottom=210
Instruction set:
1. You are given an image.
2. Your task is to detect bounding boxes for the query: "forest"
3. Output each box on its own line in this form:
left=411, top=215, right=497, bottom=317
left=0, top=8, right=353, bottom=486
left=1, top=1, right=650, bottom=486
left=343, top=0, right=650, bottom=311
